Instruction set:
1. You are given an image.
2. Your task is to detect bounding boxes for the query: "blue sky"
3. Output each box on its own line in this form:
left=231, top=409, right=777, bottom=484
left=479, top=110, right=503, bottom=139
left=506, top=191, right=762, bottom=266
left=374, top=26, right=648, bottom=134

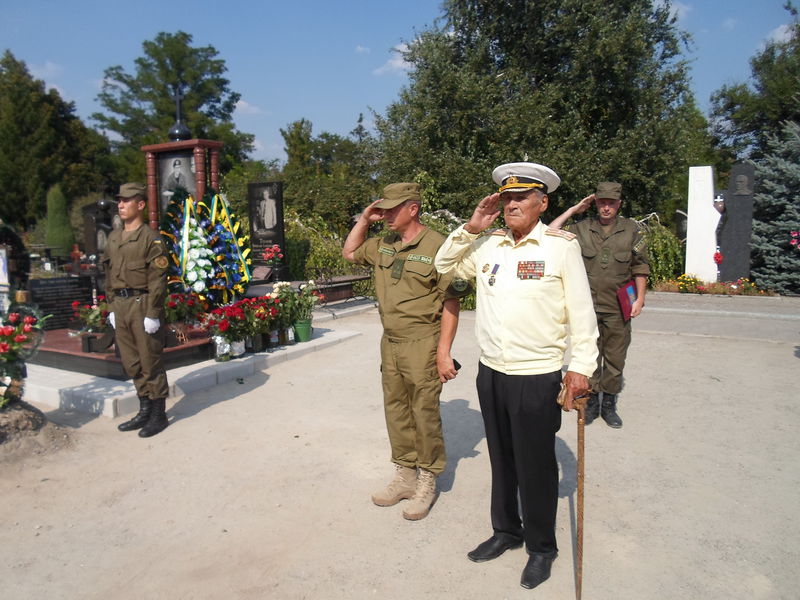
left=0, top=0, right=795, bottom=163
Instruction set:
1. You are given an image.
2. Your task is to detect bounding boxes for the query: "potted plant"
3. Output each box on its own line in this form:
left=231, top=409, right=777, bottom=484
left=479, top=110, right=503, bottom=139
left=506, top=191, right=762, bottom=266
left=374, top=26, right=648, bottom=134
left=293, top=280, right=325, bottom=342
left=270, top=281, right=297, bottom=346
left=71, top=296, right=110, bottom=333
left=238, top=296, right=279, bottom=353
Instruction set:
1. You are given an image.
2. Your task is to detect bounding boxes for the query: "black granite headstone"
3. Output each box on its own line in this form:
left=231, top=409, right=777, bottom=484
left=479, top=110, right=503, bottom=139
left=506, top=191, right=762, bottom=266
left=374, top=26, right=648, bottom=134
left=719, top=163, right=755, bottom=282
left=30, top=276, right=93, bottom=330
left=248, top=181, right=287, bottom=281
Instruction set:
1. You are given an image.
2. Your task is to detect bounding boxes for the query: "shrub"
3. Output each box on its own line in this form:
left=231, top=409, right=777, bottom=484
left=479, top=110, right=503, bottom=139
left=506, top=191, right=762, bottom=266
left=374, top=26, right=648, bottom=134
left=635, top=213, right=683, bottom=286
left=44, top=184, right=74, bottom=258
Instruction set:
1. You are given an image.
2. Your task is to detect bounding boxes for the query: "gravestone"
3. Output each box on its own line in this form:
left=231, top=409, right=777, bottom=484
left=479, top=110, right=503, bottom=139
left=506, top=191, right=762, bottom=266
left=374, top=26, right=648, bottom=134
left=718, top=162, right=755, bottom=282
left=685, top=166, right=720, bottom=281
left=248, top=181, right=287, bottom=281
left=29, top=276, right=93, bottom=330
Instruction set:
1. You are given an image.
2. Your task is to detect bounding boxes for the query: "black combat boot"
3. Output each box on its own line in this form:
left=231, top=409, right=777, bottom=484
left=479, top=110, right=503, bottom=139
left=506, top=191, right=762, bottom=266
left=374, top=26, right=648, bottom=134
left=118, top=397, right=153, bottom=432
left=138, top=398, right=169, bottom=437
left=601, top=394, right=623, bottom=428
left=584, top=393, right=600, bottom=425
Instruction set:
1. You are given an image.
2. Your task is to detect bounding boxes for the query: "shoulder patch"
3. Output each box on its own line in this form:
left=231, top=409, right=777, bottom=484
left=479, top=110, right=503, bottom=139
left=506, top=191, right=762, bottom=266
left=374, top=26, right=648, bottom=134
left=451, top=277, right=469, bottom=292
left=154, top=255, right=169, bottom=269
left=545, top=227, right=577, bottom=241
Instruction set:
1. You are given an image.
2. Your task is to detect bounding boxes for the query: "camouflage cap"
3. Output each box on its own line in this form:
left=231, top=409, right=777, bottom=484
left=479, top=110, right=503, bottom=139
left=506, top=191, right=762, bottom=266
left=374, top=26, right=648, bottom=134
left=116, top=182, right=146, bottom=199
left=375, top=182, right=421, bottom=209
left=595, top=181, right=622, bottom=200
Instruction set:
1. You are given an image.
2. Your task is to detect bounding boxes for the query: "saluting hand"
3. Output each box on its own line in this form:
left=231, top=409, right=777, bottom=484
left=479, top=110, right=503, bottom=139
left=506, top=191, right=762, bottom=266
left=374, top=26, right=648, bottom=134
left=465, top=193, right=501, bottom=234
left=361, top=199, right=387, bottom=224
left=573, top=194, right=595, bottom=215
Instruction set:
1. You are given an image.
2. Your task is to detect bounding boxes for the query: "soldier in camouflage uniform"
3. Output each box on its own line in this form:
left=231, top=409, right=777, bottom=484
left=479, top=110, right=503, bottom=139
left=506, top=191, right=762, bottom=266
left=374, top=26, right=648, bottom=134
left=550, top=181, right=649, bottom=428
left=343, top=182, right=467, bottom=521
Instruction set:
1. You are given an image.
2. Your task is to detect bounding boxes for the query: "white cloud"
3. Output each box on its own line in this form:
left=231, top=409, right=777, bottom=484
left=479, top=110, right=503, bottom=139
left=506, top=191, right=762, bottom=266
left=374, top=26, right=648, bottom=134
left=235, top=99, right=263, bottom=115
left=768, top=24, right=792, bottom=44
left=722, top=17, right=736, bottom=31
left=356, top=45, right=370, bottom=54
left=373, top=43, right=410, bottom=76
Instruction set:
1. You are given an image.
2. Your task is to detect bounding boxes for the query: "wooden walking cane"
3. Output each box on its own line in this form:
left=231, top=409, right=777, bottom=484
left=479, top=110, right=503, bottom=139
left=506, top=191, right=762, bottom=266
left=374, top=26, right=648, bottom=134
left=575, top=394, right=587, bottom=600
left=558, top=385, right=588, bottom=600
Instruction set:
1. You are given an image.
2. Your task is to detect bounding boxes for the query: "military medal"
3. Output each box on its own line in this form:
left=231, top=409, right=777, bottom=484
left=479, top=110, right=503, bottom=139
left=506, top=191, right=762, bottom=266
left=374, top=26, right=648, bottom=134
left=488, top=264, right=499, bottom=286
left=517, top=260, right=545, bottom=280
left=482, top=264, right=490, bottom=273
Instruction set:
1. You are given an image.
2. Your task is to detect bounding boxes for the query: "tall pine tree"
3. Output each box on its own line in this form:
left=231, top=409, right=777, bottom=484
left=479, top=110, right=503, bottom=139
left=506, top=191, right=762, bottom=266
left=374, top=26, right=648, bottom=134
left=750, top=121, right=800, bottom=294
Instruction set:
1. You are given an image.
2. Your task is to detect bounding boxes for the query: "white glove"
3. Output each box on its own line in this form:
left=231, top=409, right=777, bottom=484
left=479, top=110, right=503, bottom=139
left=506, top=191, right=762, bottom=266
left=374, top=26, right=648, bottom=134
left=108, top=312, right=116, bottom=329
left=143, top=317, right=160, bottom=334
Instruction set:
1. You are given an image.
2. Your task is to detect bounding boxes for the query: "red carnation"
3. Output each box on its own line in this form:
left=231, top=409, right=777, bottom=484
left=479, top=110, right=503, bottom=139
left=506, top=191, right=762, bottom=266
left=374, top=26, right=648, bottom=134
left=0, top=343, right=9, bottom=353
left=8, top=312, right=19, bottom=323
left=14, top=334, right=27, bottom=343
left=23, top=315, right=36, bottom=325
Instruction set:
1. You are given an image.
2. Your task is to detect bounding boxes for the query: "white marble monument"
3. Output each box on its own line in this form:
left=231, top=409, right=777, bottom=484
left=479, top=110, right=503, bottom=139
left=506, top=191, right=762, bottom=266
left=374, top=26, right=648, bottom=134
left=685, top=166, right=720, bottom=282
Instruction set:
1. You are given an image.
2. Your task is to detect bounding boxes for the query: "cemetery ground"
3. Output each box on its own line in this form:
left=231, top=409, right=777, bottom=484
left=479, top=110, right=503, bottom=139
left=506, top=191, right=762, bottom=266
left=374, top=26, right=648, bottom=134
left=1, top=293, right=799, bottom=600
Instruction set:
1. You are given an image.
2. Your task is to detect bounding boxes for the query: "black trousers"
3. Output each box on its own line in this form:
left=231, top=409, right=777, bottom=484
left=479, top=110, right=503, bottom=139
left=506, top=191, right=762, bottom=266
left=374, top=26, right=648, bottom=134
left=476, top=363, right=562, bottom=555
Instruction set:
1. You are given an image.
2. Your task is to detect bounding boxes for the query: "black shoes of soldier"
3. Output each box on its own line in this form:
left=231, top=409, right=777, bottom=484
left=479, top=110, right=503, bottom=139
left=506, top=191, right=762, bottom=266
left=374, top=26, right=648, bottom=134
left=118, top=397, right=153, bottom=432
left=467, top=535, right=524, bottom=562
left=601, top=394, right=623, bottom=428
left=138, top=398, right=169, bottom=437
left=584, top=393, right=600, bottom=425
left=520, top=554, right=555, bottom=589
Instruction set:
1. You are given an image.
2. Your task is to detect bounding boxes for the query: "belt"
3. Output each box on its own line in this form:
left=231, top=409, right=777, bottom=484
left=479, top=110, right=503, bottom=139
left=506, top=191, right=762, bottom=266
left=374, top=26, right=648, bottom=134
left=114, top=288, right=148, bottom=298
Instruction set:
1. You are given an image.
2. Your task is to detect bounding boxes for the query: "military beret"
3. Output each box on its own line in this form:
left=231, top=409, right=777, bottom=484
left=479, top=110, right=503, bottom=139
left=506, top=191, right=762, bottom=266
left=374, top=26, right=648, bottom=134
left=492, top=162, right=560, bottom=194
left=375, top=182, right=421, bottom=209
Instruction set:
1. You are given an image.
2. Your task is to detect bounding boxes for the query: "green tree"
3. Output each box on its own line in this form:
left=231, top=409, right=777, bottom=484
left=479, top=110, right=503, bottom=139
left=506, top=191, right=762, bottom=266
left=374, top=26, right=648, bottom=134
left=44, top=184, right=74, bottom=258
left=0, top=51, right=110, bottom=228
left=280, top=117, right=378, bottom=234
left=750, top=121, right=800, bottom=294
left=710, top=4, right=800, bottom=160
left=376, top=0, right=718, bottom=222
left=93, top=31, right=254, bottom=181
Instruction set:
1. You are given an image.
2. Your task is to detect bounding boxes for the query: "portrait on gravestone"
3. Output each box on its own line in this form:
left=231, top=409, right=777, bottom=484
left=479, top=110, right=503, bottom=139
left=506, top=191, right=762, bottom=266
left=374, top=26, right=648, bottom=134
left=248, top=182, right=285, bottom=261
left=159, top=151, right=196, bottom=211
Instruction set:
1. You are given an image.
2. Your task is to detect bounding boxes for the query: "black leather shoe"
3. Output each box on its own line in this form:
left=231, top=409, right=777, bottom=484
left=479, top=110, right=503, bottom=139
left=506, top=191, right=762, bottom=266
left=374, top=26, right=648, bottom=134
left=467, top=536, right=523, bottom=562
left=520, top=554, right=555, bottom=589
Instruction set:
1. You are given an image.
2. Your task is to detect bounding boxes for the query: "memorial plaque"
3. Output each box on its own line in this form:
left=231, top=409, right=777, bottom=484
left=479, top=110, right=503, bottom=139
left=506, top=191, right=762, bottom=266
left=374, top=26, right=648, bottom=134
left=719, top=162, right=755, bottom=282
left=29, top=276, right=93, bottom=330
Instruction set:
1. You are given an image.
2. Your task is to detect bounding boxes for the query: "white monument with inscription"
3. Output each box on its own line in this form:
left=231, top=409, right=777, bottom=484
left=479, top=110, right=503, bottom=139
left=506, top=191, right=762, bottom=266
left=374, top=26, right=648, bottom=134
left=685, top=166, right=720, bottom=282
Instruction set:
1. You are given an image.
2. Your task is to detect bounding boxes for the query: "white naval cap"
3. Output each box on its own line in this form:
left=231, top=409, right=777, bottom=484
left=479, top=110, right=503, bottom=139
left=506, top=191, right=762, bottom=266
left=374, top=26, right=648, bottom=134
left=492, top=162, right=561, bottom=194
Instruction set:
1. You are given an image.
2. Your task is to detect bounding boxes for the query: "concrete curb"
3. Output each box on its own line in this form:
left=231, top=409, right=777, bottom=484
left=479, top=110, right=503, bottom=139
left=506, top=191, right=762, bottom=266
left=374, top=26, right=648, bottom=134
left=26, top=299, right=377, bottom=419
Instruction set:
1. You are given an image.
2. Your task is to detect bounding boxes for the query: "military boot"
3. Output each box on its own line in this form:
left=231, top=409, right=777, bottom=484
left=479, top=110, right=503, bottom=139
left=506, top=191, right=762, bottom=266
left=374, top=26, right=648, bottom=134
left=138, top=398, right=169, bottom=437
left=118, top=396, right=153, bottom=432
left=402, top=469, right=437, bottom=521
left=372, top=464, right=417, bottom=506
left=601, top=394, right=623, bottom=428
left=584, top=393, right=600, bottom=425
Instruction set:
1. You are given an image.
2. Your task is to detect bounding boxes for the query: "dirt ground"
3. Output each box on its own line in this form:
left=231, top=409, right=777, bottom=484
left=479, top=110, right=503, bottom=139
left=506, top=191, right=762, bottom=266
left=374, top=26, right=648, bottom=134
left=1, top=294, right=799, bottom=599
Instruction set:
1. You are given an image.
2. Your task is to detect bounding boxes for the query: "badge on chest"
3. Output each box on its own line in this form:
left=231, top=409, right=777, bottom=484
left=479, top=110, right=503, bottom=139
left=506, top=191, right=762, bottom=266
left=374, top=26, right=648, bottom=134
left=517, top=260, right=545, bottom=280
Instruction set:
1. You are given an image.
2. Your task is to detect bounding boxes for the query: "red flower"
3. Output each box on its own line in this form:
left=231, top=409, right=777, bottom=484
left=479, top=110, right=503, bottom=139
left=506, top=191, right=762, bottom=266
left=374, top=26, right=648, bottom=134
left=97, top=295, right=106, bottom=302
left=23, top=324, right=33, bottom=333
left=0, top=326, right=14, bottom=336
left=8, top=313, right=19, bottom=323
left=23, top=315, right=37, bottom=325
left=168, top=301, right=177, bottom=308
left=71, top=300, right=81, bottom=308
left=219, top=320, right=230, bottom=332
left=0, top=343, right=9, bottom=353
left=14, top=334, right=27, bottom=343
left=713, top=251, right=723, bottom=265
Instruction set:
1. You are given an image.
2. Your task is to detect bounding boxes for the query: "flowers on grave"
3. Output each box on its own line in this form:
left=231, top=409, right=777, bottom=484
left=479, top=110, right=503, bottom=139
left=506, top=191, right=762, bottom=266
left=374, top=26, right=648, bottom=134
left=261, top=244, right=284, bottom=266
left=164, top=292, right=208, bottom=324
left=270, top=281, right=296, bottom=327
left=237, top=296, right=280, bottom=337
left=180, top=218, right=217, bottom=294
left=71, top=296, right=110, bottom=332
left=294, top=280, right=325, bottom=321
left=713, top=251, right=723, bottom=265
left=1, top=306, right=49, bottom=407
left=201, top=296, right=280, bottom=342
